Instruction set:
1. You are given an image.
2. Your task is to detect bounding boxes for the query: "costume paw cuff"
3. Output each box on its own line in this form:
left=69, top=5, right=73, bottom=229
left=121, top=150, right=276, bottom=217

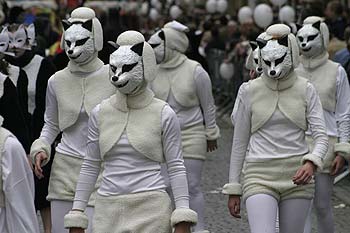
left=222, top=183, right=242, bottom=195
left=334, top=142, right=350, bottom=160
left=206, top=125, right=220, bottom=140
left=301, top=153, right=323, bottom=171
left=64, top=210, right=88, bottom=229
left=170, top=208, right=198, bottom=227
left=30, top=138, right=51, bottom=166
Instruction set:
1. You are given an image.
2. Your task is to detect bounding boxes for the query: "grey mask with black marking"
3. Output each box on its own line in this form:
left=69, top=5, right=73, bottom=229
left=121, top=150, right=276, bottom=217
left=148, top=30, right=165, bottom=64
left=297, top=21, right=323, bottom=57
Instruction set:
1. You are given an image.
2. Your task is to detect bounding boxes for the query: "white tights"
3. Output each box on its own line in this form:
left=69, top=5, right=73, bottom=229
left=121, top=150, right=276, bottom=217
left=51, top=200, right=94, bottom=233
left=303, top=173, right=334, bottom=233
left=246, top=194, right=311, bottom=233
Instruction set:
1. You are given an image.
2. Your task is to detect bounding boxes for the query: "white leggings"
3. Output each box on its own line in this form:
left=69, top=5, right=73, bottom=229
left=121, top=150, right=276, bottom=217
left=246, top=194, right=311, bottom=233
left=51, top=200, right=94, bottom=233
left=303, top=173, right=334, bottom=233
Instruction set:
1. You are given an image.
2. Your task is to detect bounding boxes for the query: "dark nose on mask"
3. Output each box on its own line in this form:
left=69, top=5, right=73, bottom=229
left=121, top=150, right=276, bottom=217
left=112, top=76, right=119, bottom=82
left=270, top=70, right=276, bottom=76
left=301, top=43, right=306, bottom=47
left=68, top=50, right=73, bottom=55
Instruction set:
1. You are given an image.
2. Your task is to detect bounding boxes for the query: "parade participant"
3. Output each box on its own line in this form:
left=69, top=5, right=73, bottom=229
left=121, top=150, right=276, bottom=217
left=30, top=7, right=115, bottom=233
left=246, top=32, right=268, bottom=80
left=4, top=22, right=56, bottom=233
left=223, top=24, right=328, bottom=233
left=149, top=20, right=220, bottom=233
left=295, top=16, right=350, bottom=233
left=0, top=115, right=40, bottom=233
left=0, top=26, right=30, bottom=152
left=64, top=30, right=197, bottom=233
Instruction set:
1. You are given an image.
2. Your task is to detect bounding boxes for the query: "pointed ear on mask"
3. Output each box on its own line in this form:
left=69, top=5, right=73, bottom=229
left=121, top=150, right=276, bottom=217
left=296, top=23, right=303, bottom=31
left=249, top=41, right=258, bottom=50
left=277, top=35, right=289, bottom=47
left=108, top=41, right=120, bottom=50
left=1, top=26, right=8, bottom=34
left=131, top=42, right=144, bottom=56
left=158, top=30, right=165, bottom=40
left=62, top=20, right=72, bottom=31
left=256, top=38, right=267, bottom=49
left=312, top=21, right=321, bottom=31
left=82, top=19, right=93, bottom=32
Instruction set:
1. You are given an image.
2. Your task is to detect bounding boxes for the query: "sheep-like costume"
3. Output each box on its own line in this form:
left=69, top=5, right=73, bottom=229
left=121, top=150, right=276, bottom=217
left=0, top=116, right=40, bottom=233
left=149, top=21, right=219, bottom=233
left=29, top=7, right=115, bottom=233
left=295, top=16, right=350, bottom=233
left=64, top=30, right=197, bottom=233
left=223, top=24, right=328, bottom=233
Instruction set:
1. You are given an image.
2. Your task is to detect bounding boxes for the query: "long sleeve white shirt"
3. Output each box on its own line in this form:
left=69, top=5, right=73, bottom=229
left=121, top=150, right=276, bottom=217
left=72, top=104, right=190, bottom=211
left=0, top=135, right=39, bottom=233
left=228, top=82, right=328, bottom=185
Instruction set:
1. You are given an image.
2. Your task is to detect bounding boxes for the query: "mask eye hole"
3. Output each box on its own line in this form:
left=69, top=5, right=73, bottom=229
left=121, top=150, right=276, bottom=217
left=274, top=53, right=287, bottom=66
left=307, top=34, right=318, bottom=42
left=254, top=58, right=259, bottom=64
left=263, top=59, right=271, bottom=66
left=75, top=37, right=89, bottom=46
left=122, top=62, right=138, bottom=73
left=297, top=36, right=303, bottom=42
left=17, top=39, right=23, bottom=43
left=65, top=40, right=71, bottom=47
left=110, top=65, right=117, bottom=73
left=150, top=43, right=160, bottom=48
left=0, top=43, right=6, bottom=47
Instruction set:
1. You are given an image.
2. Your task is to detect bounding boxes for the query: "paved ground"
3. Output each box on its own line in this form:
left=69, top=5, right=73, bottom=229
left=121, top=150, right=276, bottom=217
left=39, top=117, right=350, bottom=233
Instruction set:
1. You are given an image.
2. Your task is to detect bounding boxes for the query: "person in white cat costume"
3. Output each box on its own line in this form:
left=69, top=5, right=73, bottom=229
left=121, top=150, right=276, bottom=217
left=30, top=7, right=115, bottom=233
left=149, top=20, right=220, bottom=233
left=0, top=116, right=39, bottom=233
left=64, top=30, right=197, bottom=233
left=223, top=24, right=328, bottom=233
left=295, top=16, right=350, bottom=233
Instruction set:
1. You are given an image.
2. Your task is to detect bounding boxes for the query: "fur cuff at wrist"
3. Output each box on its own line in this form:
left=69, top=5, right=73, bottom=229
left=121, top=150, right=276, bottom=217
left=301, top=153, right=323, bottom=171
left=334, top=142, right=350, bottom=160
left=170, top=208, right=198, bottom=227
left=222, top=183, right=242, bottom=195
left=206, top=125, right=220, bottom=140
left=64, top=210, right=88, bottom=229
left=30, top=139, right=51, bottom=166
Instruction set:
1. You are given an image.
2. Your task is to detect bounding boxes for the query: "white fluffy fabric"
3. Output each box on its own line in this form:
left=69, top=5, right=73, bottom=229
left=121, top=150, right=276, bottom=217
left=170, top=208, right=198, bottom=227
left=0, top=127, right=11, bottom=207
left=206, top=125, right=221, bottom=141
left=334, top=142, right=350, bottom=161
left=163, top=21, right=189, bottom=55
left=301, top=153, right=324, bottom=171
left=222, top=183, right=242, bottom=196
left=30, top=138, right=51, bottom=166
left=64, top=210, right=89, bottom=229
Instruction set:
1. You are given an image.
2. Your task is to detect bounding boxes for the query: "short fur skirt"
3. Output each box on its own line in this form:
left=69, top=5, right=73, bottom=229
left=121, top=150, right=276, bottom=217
left=242, top=155, right=314, bottom=203
left=181, top=123, right=207, bottom=160
left=93, top=191, right=172, bottom=233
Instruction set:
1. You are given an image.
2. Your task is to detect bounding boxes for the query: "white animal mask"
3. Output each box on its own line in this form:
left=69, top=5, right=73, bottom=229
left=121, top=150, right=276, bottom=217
left=8, top=24, right=30, bottom=51
left=148, top=30, right=165, bottom=64
left=109, top=42, right=145, bottom=95
left=250, top=41, right=263, bottom=75
left=297, top=21, right=323, bottom=57
left=258, top=36, right=292, bottom=80
left=62, top=20, right=95, bottom=64
left=26, top=23, right=36, bottom=47
left=0, top=27, right=14, bottom=56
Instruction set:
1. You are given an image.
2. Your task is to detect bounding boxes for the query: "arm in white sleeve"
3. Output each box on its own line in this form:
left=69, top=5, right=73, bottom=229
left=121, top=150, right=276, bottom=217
left=3, top=136, right=40, bottom=233
left=303, top=83, right=329, bottom=169
left=222, top=83, right=251, bottom=195
left=30, top=78, right=60, bottom=164
left=162, top=105, right=198, bottom=226
left=194, top=66, right=220, bottom=140
left=333, top=66, right=350, bottom=159
left=72, top=105, right=102, bottom=211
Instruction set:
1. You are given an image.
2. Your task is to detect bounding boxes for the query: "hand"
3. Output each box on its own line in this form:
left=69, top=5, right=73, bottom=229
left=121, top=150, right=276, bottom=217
left=292, top=161, right=316, bottom=185
left=228, top=195, right=241, bottom=218
left=330, top=154, right=345, bottom=176
left=174, top=222, right=191, bottom=233
left=34, top=152, right=48, bottom=179
left=69, top=228, right=84, bottom=233
left=207, top=140, right=218, bottom=152
left=249, top=70, right=257, bottom=79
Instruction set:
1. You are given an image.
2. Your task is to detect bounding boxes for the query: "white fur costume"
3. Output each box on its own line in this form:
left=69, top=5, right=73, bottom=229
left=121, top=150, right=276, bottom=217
left=29, top=7, right=114, bottom=233
left=0, top=116, right=39, bottom=233
left=295, top=16, right=350, bottom=233
left=149, top=21, right=219, bottom=233
left=223, top=24, right=328, bottom=233
left=64, top=30, right=197, bottom=233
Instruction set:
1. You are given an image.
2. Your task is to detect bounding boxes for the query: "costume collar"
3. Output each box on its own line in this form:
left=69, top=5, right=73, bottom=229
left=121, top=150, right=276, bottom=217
left=6, top=50, right=35, bottom=68
left=261, top=70, right=297, bottom=91
left=160, top=49, right=187, bottom=69
left=112, top=84, right=154, bottom=112
left=300, top=52, right=329, bottom=70
left=67, top=54, right=104, bottom=74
